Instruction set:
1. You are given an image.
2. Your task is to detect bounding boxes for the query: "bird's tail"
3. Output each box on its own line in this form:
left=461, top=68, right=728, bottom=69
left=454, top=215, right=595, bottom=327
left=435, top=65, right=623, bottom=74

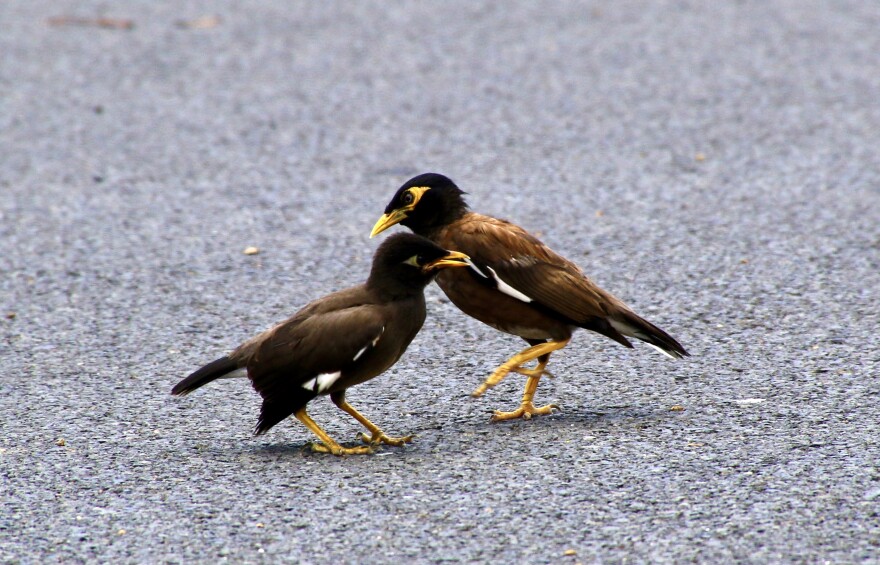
left=171, top=356, right=241, bottom=395
left=609, top=311, right=689, bottom=359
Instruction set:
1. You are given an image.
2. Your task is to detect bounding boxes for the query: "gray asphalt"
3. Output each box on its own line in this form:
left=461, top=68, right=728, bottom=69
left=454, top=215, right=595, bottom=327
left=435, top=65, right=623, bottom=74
left=2, top=1, right=879, bottom=563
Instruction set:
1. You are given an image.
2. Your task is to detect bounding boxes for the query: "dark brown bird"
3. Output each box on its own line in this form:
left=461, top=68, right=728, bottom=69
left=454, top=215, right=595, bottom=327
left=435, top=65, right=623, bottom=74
left=171, top=233, right=470, bottom=455
left=371, top=173, right=689, bottom=421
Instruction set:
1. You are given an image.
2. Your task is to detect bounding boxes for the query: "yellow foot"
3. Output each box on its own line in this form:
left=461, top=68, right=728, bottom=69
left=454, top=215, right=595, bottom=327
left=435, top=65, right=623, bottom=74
left=490, top=402, right=559, bottom=422
left=357, top=431, right=415, bottom=447
left=308, top=441, right=374, bottom=456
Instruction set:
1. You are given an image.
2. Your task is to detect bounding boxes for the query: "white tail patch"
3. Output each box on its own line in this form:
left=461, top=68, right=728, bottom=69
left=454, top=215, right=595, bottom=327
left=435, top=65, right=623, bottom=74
left=302, top=371, right=342, bottom=393
left=485, top=265, right=533, bottom=303
left=609, top=319, right=634, bottom=336
left=219, top=368, right=247, bottom=379
left=646, top=343, right=677, bottom=359
left=609, top=320, right=676, bottom=359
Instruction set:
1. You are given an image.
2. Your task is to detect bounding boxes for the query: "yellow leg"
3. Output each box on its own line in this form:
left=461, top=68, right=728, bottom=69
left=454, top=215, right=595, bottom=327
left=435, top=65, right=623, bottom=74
left=471, top=338, right=569, bottom=397
left=490, top=371, right=559, bottom=421
left=511, top=356, right=555, bottom=379
left=294, top=408, right=373, bottom=456
left=332, top=394, right=414, bottom=447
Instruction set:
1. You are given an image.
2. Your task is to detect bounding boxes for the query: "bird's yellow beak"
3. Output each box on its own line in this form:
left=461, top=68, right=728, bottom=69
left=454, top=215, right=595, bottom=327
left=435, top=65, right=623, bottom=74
left=370, top=209, right=408, bottom=238
left=370, top=186, right=432, bottom=238
left=423, top=250, right=471, bottom=272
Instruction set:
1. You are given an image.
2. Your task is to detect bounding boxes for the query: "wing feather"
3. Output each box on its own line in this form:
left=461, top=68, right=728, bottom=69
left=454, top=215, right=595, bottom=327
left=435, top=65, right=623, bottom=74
left=443, top=214, right=623, bottom=323
left=240, top=305, right=386, bottom=401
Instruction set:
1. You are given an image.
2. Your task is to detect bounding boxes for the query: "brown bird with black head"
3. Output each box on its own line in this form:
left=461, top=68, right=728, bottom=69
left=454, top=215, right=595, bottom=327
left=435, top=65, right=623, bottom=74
left=171, top=233, right=470, bottom=455
left=371, top=173, right=689, bottom=421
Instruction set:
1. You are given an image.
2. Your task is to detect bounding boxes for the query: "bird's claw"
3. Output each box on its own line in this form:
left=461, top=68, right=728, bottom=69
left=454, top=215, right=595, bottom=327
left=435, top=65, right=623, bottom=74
left=357, top=431, right=414, bottom=447
left=490, top=402, right=560, bottom=422
left=308, top=441, right=374, bottom=456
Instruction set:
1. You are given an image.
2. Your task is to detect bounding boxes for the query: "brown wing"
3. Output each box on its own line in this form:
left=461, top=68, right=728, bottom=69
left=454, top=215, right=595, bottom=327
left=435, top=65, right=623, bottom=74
left=440, top=214, right=629, bottom=323
left=439, top=213, right=688, bottom=355
left=232, top=297, right=387, bottom=401
left=244, top=306, right=387, bottom=436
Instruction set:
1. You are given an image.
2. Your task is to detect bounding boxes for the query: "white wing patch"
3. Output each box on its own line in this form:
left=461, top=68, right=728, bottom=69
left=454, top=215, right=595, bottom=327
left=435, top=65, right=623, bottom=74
left=352, top=326, right=384, bottom=362
left=301, top=371, right=342, bottom=393
left=485, top=265, right=533, bottom=303
left=316, top=372, right=341, bottom=391
left=301, top=377, right=317, bottom=391
left=467, top=259, right=490, bottom=279
left=372, top=326, right=384, bottom=346
left=352, top=345, right=369, bottom=362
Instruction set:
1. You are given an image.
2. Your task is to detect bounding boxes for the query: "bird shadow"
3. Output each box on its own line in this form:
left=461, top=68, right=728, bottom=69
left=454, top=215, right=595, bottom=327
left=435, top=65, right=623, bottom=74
left=239, top=439, right=385, bottom=460
left=197, top=403, right=685, bottom=463
left=468, top=402, right=685, bottom=431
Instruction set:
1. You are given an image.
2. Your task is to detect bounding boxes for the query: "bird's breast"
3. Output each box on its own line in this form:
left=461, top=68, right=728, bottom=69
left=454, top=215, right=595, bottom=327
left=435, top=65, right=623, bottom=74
left=330, top=301, right=426, bottom=391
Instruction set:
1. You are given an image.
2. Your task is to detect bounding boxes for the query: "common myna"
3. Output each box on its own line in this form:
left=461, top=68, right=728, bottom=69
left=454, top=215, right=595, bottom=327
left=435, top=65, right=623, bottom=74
left=371, top=173, right=689, bottom=421
left=171, top=233, right=470, bottom=455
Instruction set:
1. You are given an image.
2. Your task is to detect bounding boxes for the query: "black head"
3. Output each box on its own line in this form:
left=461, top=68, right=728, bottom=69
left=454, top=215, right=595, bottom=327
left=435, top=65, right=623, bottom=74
left=370, top=173, right=469, bottom=238
left=367, top=232, right=469, bottom=295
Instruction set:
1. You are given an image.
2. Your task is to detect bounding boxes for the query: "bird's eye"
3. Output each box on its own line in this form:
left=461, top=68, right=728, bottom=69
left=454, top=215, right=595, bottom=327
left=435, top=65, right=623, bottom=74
left=402, top=192, right=414, bottom=205
left=416, top=255, right=424, bottom=264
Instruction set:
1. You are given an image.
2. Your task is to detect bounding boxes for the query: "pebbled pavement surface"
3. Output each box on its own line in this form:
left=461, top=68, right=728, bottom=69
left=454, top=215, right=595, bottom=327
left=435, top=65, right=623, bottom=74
left=2, top=1, right=879, bottom=563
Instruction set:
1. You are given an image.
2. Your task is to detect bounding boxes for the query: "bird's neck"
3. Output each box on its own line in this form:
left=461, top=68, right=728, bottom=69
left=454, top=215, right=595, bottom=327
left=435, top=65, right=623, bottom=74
left=365, top=278, right=429, bottom=303
left=412, top=207, right=469, bottom=240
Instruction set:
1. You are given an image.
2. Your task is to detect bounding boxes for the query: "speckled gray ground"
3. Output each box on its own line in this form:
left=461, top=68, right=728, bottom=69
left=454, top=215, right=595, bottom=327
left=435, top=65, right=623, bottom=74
left=2, top=1, right=879, bottom=563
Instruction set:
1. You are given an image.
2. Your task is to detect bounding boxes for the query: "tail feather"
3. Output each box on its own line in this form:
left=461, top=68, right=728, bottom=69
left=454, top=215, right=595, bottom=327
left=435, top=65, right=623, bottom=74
left=581, top=316, right=635, bottom=349
left=255, top=401, right=296, bottom=436
left=609, top=311, right=689, bottom=359
left=171, top=356, right=240, bottom=395
left=255, top=388, right=317, bottom=435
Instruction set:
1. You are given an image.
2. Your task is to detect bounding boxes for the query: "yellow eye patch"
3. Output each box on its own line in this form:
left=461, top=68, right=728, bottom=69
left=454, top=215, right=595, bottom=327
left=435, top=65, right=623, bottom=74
left=402, top=186, right=431, bottom=210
